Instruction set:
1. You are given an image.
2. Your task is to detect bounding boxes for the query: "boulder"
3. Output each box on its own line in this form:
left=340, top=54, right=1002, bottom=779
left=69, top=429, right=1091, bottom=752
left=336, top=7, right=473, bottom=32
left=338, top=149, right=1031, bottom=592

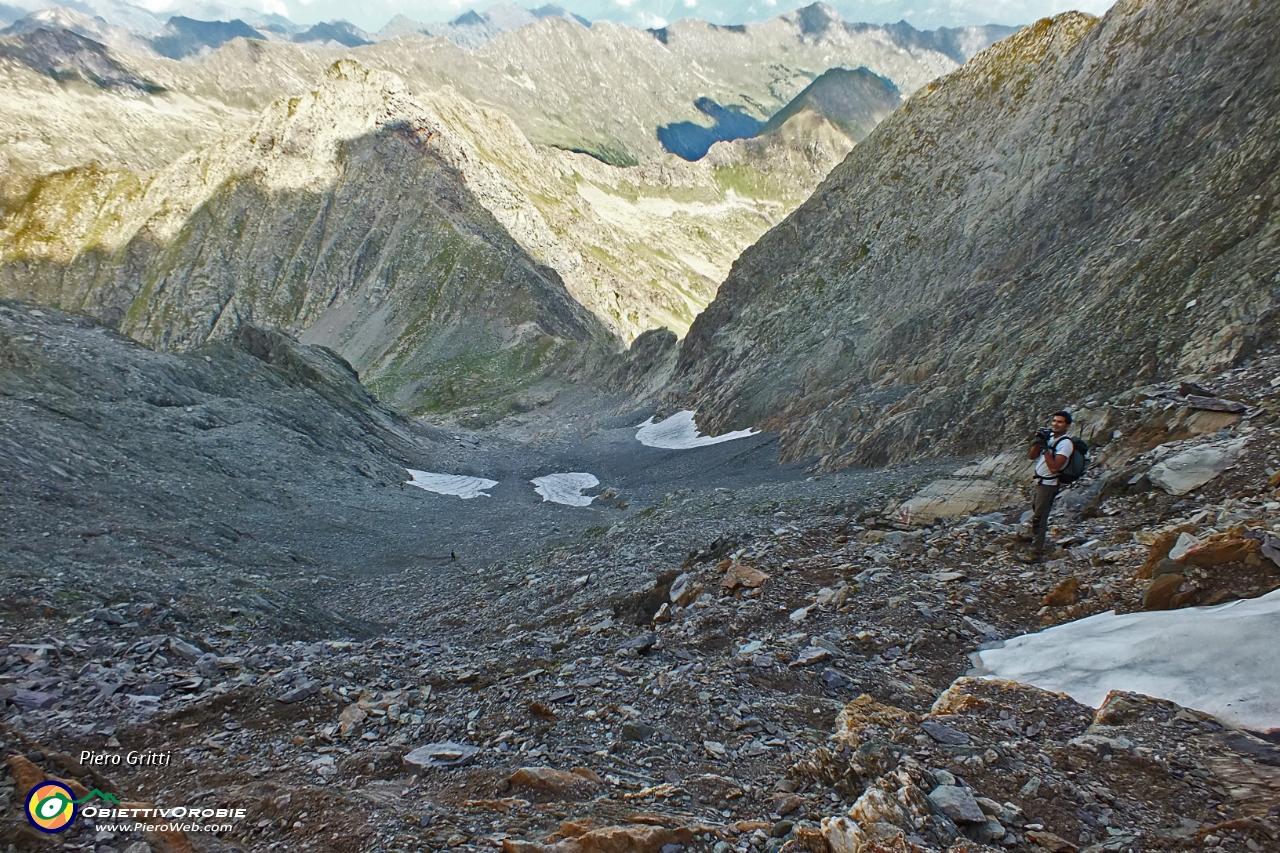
left=897, top=476, right=1023, bottom=525
left=928, top=785, right=986, bottom=824
left=502, top=822, right=698, bottom=853
left=823, top=817, right=911, bottom=853
left=1184, top=395, right=1246, bottom=414
left=720, top=561, right=770, bottom=590
left=1147, top=438, right=1246, bottom=495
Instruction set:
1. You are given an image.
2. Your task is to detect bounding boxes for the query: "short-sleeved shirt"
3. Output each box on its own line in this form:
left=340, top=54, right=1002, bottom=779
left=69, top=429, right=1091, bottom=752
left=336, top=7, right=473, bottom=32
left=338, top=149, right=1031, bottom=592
left=1035, top=434, right=1074, bottom=483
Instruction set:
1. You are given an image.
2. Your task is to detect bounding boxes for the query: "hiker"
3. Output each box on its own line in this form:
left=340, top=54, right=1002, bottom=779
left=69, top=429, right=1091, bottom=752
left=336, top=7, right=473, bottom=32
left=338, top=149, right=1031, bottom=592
left=1023, top=410, right=1075, bottom=562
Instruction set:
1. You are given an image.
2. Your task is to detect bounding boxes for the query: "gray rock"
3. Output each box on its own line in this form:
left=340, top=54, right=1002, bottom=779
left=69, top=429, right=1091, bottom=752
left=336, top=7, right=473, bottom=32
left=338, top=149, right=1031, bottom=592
left=11, top=689, right=58, bottom=710
left=168, top=637, right=203, bottom=661
left=91, top=608, right=125, bottom=625
left=928, top=785, right=986, bottom=824
left=621, top=721, right=656, bottom=741
left=403, top=741, right=480, bottom=770
left=921, top=720, right=970, bottom=745
left=618, top=632, right=658, bottom=654
left=1147, top=439, right=1247, bottom=496
left=277, top=682, right=318, bottom=703
left=1184, top=395, right=1246, bottom=414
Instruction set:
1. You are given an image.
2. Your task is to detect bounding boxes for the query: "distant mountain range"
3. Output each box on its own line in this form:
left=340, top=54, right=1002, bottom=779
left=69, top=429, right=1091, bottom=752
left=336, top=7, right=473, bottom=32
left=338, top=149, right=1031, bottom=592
left=0, top=1, right=1116, bottom=33
left=0, top=0, right=1047, bottom=47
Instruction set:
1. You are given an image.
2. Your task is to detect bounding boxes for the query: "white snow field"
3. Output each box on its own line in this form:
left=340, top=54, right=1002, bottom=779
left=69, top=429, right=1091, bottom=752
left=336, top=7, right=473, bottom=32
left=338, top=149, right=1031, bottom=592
left=973, top=588, right=1280, bottom=732
left=405, top=470, right=499, bottom=499
left=531, top=473, right=600, bottom=506
left=635, top=410, right=758, bottom=449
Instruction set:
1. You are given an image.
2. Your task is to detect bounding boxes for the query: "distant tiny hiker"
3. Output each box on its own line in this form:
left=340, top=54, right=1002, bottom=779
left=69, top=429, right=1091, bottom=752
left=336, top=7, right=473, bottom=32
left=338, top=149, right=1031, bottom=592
left=1023, top=410, right=1076, bottom=563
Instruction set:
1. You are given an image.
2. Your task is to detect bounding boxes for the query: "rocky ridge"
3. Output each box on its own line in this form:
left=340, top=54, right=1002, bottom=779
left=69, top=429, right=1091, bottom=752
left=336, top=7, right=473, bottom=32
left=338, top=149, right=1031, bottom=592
left=0, top=52, right=886, bottom=397
left=671, top=0, right=1280, bottom=469
left=0, top=60, right=619, bottom=415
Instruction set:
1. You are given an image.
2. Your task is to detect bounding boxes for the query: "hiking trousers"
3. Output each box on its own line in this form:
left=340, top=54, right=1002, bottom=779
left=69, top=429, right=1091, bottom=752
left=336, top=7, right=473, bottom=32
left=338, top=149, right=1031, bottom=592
left=1030, top=481, right=1060, bottom=555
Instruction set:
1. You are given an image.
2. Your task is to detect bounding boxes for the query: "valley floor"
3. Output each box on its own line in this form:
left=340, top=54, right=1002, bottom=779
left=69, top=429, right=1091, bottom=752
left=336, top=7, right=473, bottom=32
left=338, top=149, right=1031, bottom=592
left=2, top=302, right=1279, bottom=853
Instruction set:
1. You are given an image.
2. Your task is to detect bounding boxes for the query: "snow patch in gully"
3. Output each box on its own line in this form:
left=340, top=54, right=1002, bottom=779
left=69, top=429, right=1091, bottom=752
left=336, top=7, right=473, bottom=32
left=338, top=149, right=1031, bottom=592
left=635, top=410, right=757, bottom=449
left=531, top=473, right=599, bottom=506
left=406, top=470, right=499, bottom=499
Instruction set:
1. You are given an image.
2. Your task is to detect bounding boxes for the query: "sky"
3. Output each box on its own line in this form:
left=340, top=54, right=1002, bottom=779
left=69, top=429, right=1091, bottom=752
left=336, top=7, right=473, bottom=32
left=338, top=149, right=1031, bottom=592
left=123, top=0, right=1119, bottom=33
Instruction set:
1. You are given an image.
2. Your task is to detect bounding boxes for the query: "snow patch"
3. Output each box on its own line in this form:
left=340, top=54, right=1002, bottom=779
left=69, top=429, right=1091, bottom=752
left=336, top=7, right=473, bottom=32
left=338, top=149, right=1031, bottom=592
left=531, top=473, right=599, bottom=506
left=973, top=589, right=1280, bottom=732
left=406, top=469, right=498, bottom=499
left=635, top=410, right=757, bottom=449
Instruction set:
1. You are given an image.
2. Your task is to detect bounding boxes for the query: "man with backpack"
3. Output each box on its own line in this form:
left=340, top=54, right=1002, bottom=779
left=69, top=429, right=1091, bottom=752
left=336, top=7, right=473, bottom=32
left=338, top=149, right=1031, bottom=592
left=1022, top=410, right=1079, bottom=562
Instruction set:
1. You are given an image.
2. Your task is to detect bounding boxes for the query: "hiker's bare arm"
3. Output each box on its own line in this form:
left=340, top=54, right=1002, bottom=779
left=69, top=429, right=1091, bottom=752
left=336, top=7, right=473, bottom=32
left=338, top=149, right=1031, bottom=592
left=1044, top=451, right=1068, bottom=473
left=1028, top=444, right=1042, bottom=460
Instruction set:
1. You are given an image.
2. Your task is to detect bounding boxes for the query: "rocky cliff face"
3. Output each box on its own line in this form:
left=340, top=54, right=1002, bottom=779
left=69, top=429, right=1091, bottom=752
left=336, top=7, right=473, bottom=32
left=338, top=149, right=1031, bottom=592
left=673, top=0, right=1280, bottom=467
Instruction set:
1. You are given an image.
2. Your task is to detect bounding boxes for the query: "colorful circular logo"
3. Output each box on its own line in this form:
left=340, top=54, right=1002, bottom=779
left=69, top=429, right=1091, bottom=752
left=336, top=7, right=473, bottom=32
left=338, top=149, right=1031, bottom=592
left=26, top=781, right=78, bottom=833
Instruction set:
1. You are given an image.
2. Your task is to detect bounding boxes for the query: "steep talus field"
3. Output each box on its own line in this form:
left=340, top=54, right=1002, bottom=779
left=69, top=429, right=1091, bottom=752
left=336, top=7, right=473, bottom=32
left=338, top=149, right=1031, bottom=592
left=0, top=60, right=613, bottom=416
left=673, top=0, right=1280, bottom=467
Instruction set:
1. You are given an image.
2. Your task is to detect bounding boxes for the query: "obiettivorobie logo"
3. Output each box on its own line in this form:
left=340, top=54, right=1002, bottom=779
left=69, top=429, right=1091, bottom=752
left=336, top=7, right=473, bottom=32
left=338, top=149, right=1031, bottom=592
left=25, top=784, right=244, bottom=835
left=25, top=784, right=119, bottom=834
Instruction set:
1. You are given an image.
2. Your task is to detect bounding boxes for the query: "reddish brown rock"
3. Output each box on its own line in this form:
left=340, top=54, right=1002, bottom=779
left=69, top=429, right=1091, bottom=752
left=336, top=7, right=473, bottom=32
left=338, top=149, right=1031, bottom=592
left=1142, top=573, right=1186, bottom=610
left=1025, top=830, right=1079, bottom=853
left=507, top=766, right=602, bottom=800
left=1041, top=577, right=1080, bottom=607
left=1137, top=524, right=1197, bottom=579
left=721, top=561, right=770, bottom=590
left=1181, top=534, right=1259, bottom=567
left=6, top=754, right=44, bottom=793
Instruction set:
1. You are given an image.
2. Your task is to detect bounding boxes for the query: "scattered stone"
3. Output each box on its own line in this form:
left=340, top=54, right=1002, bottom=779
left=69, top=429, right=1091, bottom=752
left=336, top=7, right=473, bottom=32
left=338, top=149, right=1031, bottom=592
left=1184, top=395, right=1247, bottom=414
left=789, top=646, right=831, bottom=668
left=618, top=633, right=658, bottom=654
left=927, top=785, right=986, bottom=824
left=10, top=689, right=59, bottom=710
left=621, top=721, right=656, bottom=741
left=91, top=608, right=125, bottom=625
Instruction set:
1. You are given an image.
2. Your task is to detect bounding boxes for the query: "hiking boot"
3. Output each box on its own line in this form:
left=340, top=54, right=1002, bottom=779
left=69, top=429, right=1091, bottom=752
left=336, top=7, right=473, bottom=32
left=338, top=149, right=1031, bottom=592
left=1016, top=552, right=1043, bottom=565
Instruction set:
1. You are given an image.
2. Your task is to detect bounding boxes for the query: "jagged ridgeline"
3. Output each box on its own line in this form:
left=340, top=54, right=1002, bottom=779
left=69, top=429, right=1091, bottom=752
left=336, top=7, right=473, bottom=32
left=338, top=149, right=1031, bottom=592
left=0, top=61, right=613, bottom=417
left=673, top=0, right=1280, bottom=467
